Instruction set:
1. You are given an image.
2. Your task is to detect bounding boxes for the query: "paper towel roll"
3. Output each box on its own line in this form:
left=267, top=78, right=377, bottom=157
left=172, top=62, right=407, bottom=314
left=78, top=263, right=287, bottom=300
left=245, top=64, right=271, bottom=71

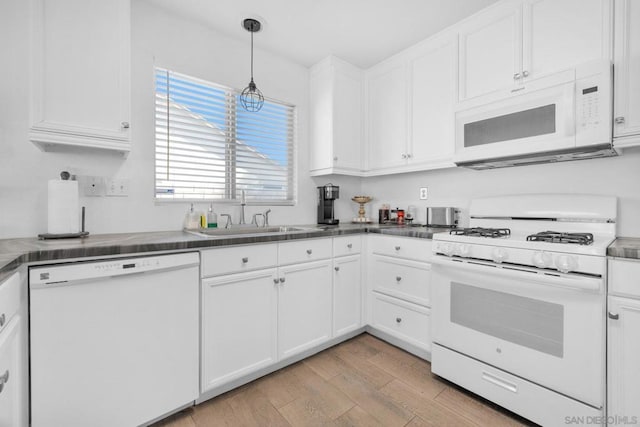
left=48, top=180, right=79, bottom=234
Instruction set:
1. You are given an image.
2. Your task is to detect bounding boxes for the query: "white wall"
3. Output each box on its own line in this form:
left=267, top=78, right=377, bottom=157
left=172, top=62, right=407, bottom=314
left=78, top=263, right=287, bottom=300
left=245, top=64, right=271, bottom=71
left=0, top=0, right=360, bottom=239
left=361, top=147, right=640, bottom=237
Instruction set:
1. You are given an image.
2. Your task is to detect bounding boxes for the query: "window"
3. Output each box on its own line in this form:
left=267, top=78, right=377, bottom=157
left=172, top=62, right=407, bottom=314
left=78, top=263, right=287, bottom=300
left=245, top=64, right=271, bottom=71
left=154, top=68, right=295, bottom=204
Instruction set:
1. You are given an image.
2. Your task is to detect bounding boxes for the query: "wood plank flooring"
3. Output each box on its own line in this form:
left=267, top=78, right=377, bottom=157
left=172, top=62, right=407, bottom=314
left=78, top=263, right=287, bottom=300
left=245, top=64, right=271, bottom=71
left=153, top=333, right=535, bottom=427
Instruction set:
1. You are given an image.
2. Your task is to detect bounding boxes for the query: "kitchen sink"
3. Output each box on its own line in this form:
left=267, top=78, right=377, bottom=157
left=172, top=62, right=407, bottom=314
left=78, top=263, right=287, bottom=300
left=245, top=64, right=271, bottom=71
left=185, top=226, right=320, bottom=238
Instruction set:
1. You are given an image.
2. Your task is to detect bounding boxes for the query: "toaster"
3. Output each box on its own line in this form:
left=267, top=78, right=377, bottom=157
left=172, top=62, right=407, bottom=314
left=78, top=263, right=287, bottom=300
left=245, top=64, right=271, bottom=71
left=426, top=207, right=459, bottom=228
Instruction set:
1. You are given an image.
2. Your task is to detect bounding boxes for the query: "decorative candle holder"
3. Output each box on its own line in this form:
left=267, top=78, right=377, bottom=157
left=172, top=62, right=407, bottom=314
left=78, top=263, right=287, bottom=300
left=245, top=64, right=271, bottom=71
left=351, top=196, right=373, bottom=223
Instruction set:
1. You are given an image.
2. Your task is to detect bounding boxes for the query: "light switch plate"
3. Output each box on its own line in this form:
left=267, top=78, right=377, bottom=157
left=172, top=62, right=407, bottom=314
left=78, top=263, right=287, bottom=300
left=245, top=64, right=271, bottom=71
left=419, top=187, right=428, bottom=200
left=105, top=178, right=130, bottom=197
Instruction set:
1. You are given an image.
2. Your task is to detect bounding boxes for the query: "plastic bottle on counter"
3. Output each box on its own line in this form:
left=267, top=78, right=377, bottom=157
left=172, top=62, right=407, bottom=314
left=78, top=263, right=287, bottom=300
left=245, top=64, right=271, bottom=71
left=207, top=204, right=218, bottom=228
left=183, top=204, right=201, bottom=229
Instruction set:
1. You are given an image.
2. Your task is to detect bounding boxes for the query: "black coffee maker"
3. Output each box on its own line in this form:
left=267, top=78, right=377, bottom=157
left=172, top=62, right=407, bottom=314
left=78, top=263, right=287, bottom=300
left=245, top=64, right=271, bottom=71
left=317, top=184, right=339, bottom=225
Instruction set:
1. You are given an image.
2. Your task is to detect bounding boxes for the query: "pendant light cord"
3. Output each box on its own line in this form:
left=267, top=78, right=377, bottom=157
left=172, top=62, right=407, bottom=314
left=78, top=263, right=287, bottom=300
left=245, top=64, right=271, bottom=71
left=250, top=23, right=254, bottom=82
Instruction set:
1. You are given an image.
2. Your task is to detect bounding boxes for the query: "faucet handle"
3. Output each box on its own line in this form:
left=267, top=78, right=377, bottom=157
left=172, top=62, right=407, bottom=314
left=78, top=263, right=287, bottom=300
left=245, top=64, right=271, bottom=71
left=251, top=213, right=265, bottom=227
left=220, top=214, right=232, bottom=229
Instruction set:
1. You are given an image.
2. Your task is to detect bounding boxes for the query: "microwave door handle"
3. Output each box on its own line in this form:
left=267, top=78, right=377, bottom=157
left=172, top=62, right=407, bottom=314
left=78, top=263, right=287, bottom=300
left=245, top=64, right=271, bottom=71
left=430, top=256, right=602, bottom=292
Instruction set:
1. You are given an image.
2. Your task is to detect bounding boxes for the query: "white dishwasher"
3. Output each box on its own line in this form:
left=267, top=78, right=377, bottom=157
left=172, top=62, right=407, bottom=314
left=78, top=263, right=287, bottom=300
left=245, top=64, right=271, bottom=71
left=29, top=252, right=200, bottom=427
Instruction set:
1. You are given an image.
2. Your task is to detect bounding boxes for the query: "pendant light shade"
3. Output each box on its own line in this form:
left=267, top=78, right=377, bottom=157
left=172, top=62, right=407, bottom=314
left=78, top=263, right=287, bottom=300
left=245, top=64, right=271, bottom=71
left=240, top=18, right=264, bottom=112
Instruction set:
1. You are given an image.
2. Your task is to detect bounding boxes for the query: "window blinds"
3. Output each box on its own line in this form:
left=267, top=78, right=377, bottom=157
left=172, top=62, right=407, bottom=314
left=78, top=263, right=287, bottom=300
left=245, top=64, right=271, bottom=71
left=155, top=68, right=295, bottom=203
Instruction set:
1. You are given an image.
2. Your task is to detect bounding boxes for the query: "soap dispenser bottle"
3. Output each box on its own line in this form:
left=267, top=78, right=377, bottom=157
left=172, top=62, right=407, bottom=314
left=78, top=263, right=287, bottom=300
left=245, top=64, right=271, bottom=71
left=207, top=204, right=218, bottom=228
left=183, top=203, right=200, bottom=229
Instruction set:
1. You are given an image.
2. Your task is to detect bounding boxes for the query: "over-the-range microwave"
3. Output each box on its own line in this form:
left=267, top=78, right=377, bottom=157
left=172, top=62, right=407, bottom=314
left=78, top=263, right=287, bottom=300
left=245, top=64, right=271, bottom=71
left=454, top=61, right=615, bottom=170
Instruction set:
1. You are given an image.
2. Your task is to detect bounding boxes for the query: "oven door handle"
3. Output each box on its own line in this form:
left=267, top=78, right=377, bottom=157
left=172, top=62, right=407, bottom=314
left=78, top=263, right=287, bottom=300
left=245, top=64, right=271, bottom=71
left=430, top=256, right=602, bottom=292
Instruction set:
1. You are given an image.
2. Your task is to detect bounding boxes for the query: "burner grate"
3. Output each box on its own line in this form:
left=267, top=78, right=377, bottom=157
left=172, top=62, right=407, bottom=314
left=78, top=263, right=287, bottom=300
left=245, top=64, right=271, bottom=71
left=450, top=227, right=511, bottom=238
left=526, top=231, right=594, bottom=245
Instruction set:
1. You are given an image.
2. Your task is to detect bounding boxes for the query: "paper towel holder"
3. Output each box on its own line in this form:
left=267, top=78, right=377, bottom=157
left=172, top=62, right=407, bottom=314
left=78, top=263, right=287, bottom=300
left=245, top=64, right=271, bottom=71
left=38, top=206, right=89, bottom=240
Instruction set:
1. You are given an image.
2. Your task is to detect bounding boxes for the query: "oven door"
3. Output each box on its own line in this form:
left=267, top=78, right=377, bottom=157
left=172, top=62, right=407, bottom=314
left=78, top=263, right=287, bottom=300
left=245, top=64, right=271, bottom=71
left=431, top=256, right=605, bottom=408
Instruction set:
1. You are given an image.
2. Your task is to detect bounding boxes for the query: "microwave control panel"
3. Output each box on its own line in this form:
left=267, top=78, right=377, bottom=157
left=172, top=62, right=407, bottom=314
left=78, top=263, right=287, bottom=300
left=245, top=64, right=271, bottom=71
left=575, top=63, right=611, bottom=146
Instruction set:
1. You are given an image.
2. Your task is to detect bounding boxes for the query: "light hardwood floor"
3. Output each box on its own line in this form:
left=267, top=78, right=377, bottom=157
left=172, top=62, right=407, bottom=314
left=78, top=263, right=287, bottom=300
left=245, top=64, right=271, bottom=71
left=153, top=333, right=535, bottom=427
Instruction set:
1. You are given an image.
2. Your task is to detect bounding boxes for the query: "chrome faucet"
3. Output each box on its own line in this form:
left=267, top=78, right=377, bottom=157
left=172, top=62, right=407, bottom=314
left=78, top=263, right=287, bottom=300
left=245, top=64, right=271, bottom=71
left=251, top=213, right=265, bottom=227
left=263, top=209, right=271, bottom=227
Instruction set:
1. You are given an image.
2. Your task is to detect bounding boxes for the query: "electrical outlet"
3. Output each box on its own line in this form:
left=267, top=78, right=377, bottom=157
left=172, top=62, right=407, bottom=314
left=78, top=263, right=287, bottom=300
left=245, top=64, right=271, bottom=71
left=105, top=178, right=130, bottom=197
left=80, top=176, right=104, bottom=197
left=419, top=187, right=428, bottom=200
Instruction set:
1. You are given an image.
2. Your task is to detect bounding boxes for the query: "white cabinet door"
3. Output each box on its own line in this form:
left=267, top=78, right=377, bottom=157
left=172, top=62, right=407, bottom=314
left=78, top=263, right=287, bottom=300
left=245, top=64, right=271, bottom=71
left=309, top=56, right=363, bottom=175
left=0, top=318, right=24, bottom=427
left=614, top=0, right=640, bottom=140
left=201, top=269, right=278, bottom=393
left=333, top=255, right=362, bottom=337
left=367, top=60, right=408, bottom=170
left=607, top=296, right=640, bottom=421
left=30, top=0, right=131, bottom=153
left=408, top=35, right=457, bottom=167
left=523, top=0, right=611, bottom=81
left=458, top=1, right=522, bottom=101
left=278, top=260, right=332, bottom=359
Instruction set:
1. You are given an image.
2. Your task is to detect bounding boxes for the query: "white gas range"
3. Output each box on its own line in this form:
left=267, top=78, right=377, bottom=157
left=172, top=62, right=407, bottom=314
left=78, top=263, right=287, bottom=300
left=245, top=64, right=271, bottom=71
left=430, top=194, right=616, bottom=426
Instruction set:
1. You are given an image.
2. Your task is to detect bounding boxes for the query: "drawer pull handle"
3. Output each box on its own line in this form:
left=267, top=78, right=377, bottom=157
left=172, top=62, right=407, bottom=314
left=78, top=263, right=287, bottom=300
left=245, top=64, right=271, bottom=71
left=0, top=313, right=5, bottom=328
left=608, top=312, right=619, bottom=320
left=0, top=370, right=9, bottom=395
left=335, top=266, right=340, bottom=272
left=306, top=249, right=313, bottom=255
left=396, top=276, right=402, bottom=282
left=242, top=257, right=249, bottom=263
left=396, top=317, right=402, bottom=323
left=395, top=246, right=401, bottom=251
left=347, top=243, right=353, bottom=249
left=481, top=371, right=517, bottom=393
left=279, top=277, right=286, bottom=283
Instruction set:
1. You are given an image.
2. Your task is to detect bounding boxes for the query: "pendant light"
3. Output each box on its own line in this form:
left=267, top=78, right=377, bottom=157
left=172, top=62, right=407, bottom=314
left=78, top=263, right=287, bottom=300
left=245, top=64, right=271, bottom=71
left=240, top=18, right=264, bottom=112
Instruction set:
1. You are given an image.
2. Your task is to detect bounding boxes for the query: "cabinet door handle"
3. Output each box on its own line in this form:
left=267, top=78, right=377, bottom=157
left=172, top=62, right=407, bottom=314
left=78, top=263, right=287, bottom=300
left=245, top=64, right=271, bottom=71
left=279, top=277, right=285, bottom=283
left=0, top=313, right=5, bottom=328
left=615, top=116, right=625, bottom=124
left=396, top=317, right=402, bottom=323
left=406, top=153, right=412, bottom=159
left=394, top=246, right=401, bottom=251
left=273, top=278, right=279, bottom=284
left=306, top=249, right=313, bottom=255
left=347, top=243, right=353, bottom=249
left=242, top=257, right=249, bottom=263
left=522, top=70, right=529, bottom=78
left=608, top=312, right=619, bottom=320
left=0, top=370, right=9, bottom=394
left=333, top=156, right=338, bottom=161
left=396, top=276, right=402, bottom=282
left=335, top=266, right=340, bottom=272
left=121, top=121, right=130, bottom=129
left=513, top=72, right=521, bottom=80
left=401, top=153, right=408, bottom=159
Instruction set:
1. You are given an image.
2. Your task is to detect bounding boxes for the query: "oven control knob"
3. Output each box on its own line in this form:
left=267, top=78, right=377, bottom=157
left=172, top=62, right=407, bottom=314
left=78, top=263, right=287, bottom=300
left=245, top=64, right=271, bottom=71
left=532, top=251, right=552, bottom=268
left=555, top=255, right=578, bottom=273
left=439, top=243, right=454, bottom=257
left=491, top=248, right=508, bottom=263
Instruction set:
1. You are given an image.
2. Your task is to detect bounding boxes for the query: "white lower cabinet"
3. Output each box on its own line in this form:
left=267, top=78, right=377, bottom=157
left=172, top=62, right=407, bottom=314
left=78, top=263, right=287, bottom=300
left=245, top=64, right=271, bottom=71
left=333, top=254, right=362, bottom=336
left=371, top=292, right=431, bottom=351
left=201, top=268, right=278, bottom=393
left=608, top=296, right=640, bottom=423
left=278, top=260, right=333, bottom=359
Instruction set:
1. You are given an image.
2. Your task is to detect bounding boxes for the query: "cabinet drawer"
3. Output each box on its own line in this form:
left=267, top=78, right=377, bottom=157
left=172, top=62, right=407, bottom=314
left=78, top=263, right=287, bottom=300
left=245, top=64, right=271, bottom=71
left=368, top=235, right=432, bottom=262
left=0, top=272, right=21, bottom=334
left=201, top=243, right=277, bottom=277
left=333, top=235, right=362, bottom=257
left=278, top=238, right=332, bottom=265
left=371, top=292, right=431, bottom=351
left=609, top=258, right=640, bottom=299
left=371, top=256, right=431, bottom=306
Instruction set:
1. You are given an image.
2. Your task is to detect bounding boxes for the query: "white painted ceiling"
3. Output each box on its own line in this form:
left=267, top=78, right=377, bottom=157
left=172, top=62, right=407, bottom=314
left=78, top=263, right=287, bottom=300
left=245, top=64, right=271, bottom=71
left=143, top=0, right=498, bottom=68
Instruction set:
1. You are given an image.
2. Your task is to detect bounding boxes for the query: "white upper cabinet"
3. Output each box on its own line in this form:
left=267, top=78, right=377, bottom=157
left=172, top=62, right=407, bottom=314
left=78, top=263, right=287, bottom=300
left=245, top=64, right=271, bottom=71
left=458, top=1, right=522, bottom=101
left=408, top=33, right=458, bottom=169
left=310, top=56, right=364, bottom=176
left=30, top=0, right=131, bottom=154
left=366, top=59, right=409, bottom=171
left=459, top=0, right=611, bottom=103
left=613, top=0, right=640, bottom=144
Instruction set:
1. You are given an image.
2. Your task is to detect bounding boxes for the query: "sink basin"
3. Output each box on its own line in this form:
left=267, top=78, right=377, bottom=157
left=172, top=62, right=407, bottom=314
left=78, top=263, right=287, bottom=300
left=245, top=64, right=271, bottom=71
left=185, top=226, right=319, bottom=238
